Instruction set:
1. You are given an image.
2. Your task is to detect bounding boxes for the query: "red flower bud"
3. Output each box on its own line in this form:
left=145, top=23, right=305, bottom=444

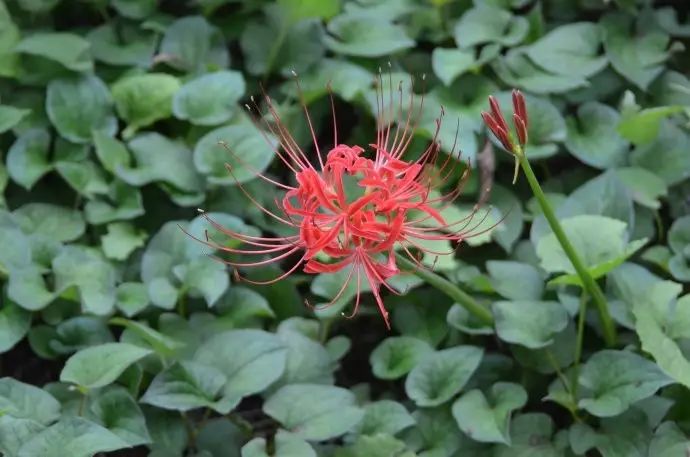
left=513, top=113, right=528, bottom=147
left=482, top=111, right=512, bottom=151
left=488, top=96, right=509, bottom=133
left=512, top=90, right=528, bottom=130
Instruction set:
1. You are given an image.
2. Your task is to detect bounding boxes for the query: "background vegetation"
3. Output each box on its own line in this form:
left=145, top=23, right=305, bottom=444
left=0, top=0, right=690, bottom=456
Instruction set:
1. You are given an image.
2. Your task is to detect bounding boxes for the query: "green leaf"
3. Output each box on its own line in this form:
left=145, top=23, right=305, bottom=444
left=632, top=285, right=690, bottom=390
left=173, top=71, right=245, bottom=125
left=531, top=171, right=634, bottom=246
left=142, top=220, right=229, bottom=308
left=602, top=13, right=674, bottom=90
left=7, top=129, right=52, bottom=190
left=487, top=261, right=544, bottom=301
left=46, top=75, right=117, bottom=143
left=405, top=346, right=484, bottom=407
left=578, top=350, right=673, bottom=417
left=194, top=330, right=287, bottom=409
left=109, top=317, right=183, bottom=356
left=447, top=303, right=494, bottom=335
left=492, top=49, right=587, bottom=95
left=194, top=122, right=275, bottom=185
left=618, top=106, right=684, bottom=145
left=649, top=422, right=690, bottom=456
left=111, top=0, right=156, bottom=19
left=453, top=4, right=528, bottom=48
left=55, top=159, right=108, bottom=199
left=141, top=361, right=233, bottom=413
left=88, top=386, right=151, bottom=446
left=196, top=418, right=243, bottom=457
left=369, top=336, right=434, bottom=380
left=159, top=16, right=229, bottom=73
left=565, top=101, right=628, bottom=169
left=536, top=215, right=644, bottom=278
left=145, top=409, right=187, bottom=456
left=17, top=417, right=130, bottom=457
left=0, top=378, right=60, bottom=424
left=117, top=132, right=203, bottom=193
left=0, top=416, right=45, bottom=457
left=569, top=410, right=661, bottom=457
left=296, top=58, right=372, bottom=102
left=241, top=6, right=325, bottom=76
left=452, top=382, right=528, bottom=444
left=0, top=1, right=20, bottom=77
left=355, top=400, right=415, bottom=436
left=493, top=413, right=561, bottom=457
left=403, top=408, right=466, bottom=457
left=15, top=32, right=92, bottom=72
left=669, top=216, right=690, bottom=256
left=111, top=73, right=181, bottom=135
left=615, top=167, right=668, bottom=210
left=7, top=267, right=54, bottom=312
left=324, top=13, right=414, bottom=57
left=390, top=295, right=450, bottom=345
left=92, top=130, right=130, bottom=174
left=491, top=184, right=524, bottom=252
left=493, top=300, right=569, bottom=349
left=264, top=384, right=364, bottom=441
left=526, top=22, right=607, bottom=77
left=0, top=105, right=31, bottom=133
left=13, top=203, right=85, bottom=242
left=0, top=301, right=31, bottom=353
left=52, top=246, right=118, bottom=315
left=87, top=23, right=156, bottom=67
left=279, top=0, right=340, bottom=21
left=27, top=317, right=112, bottom=359
left=431, top=47, right=475, bottom=88
left=60, top=342, right=152, bottom=389
left=335, top=434, right=415, bottom=457
left=101, top=222, right=146, bottom=261
left=114, top=282, right=149, bottom=317
left=242, top=430, right=316, bottom=457
left=84, top=180, right=145, bottom=225
left=631, top=121, right=690, bottom=186
left=274, top=329, right=333, bottom=387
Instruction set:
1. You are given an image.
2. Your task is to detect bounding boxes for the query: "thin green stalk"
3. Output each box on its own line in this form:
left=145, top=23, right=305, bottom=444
left=318, top=319, right=332, bottom=344
left=518, top=155, right=616, bottom=347
left=177, top=293, right=187, bottom=319
left=395, top=253, right=493, bottom=326
left=545, top=349, right=581, bottom=422
left=572, top=291, right=588, bottom=400
left=77, top=392, right=87, bottom=416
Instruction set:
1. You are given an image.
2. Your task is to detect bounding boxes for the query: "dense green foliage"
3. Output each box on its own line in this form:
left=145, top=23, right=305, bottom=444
left=1, top=0, right=690, bottom=456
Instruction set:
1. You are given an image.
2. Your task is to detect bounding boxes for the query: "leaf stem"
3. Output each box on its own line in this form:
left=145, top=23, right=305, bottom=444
left=572, top=291, right=588, bottom=400
left=517, top=155, right=616, bottom=346
left=77, top=391, right=87, bottom=416
left=394, top=253, right=493, bottom=326
left=177, top=293, right=187, bottom=319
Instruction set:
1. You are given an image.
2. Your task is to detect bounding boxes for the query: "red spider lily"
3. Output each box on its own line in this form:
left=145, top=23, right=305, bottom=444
left=482, top=90, right=529, bottom=184
left=189, top=74, right=495, bottom=329
left=482, top=90, right=529, bottom=154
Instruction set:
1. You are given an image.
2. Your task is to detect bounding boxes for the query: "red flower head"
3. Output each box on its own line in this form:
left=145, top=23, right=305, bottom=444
left=190, top=73, right=494, bottom=329
left=481, top=90, right=529, bottom=184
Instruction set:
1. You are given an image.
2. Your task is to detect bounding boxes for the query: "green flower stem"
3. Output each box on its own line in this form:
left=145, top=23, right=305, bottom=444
left=517, top=154, right=616, bottom=346
left=395, top=253, right=494, bottom=326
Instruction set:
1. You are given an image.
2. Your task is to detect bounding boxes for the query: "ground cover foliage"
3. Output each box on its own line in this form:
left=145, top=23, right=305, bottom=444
left=0, top=0, right=690, bottom=456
